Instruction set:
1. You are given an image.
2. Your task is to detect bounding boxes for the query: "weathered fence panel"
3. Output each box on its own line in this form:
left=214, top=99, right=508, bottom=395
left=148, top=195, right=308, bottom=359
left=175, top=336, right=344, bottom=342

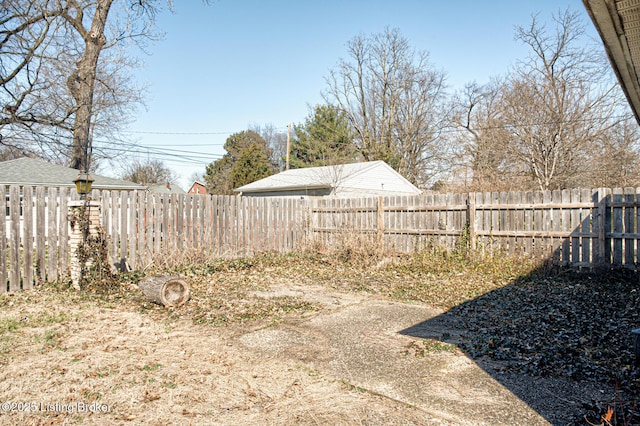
left=306, top=189, right=640, bottom=270
left=5, top=186, right=640, bottom=291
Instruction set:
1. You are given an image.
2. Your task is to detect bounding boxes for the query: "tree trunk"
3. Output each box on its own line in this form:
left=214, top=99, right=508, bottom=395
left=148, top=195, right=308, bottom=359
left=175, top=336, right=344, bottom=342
left=138, top=276, right=191, bottom=307
left=67, top=0, right=115, bottom=171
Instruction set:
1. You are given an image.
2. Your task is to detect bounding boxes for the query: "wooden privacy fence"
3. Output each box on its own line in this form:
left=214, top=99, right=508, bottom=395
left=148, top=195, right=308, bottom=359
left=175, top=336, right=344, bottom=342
left=3, top=185, right=640, bottom=291
left=308, top=187, right=640, bottom=268
left=1, top=187, right=306, bottom=291
left=99, top=191, right=305, bottom=271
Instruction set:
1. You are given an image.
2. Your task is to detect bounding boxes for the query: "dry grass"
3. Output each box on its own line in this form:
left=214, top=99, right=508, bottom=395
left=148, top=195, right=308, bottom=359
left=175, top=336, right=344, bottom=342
left=0, top=242, right=636, bottom=424
left=0, top=258, right=440, bottom=425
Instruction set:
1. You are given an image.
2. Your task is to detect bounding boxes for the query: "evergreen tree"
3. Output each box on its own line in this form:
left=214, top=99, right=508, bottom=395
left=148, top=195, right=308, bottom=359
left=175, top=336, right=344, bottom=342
left=204, top=130, right=276, bottom=194
left=290, top=105, right=356, bottom=168
left=231, top=144, right=273, bottom=188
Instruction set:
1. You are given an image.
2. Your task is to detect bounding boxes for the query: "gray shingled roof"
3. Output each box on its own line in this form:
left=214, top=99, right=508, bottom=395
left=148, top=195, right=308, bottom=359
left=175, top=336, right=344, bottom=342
left=0, top=157, right=146, bottom=190
left=148, top=182, right=186, bottom=194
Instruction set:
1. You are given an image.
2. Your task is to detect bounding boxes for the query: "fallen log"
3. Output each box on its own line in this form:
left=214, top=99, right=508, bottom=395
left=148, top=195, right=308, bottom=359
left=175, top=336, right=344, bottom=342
left=138, top=276, right=190, bottom=307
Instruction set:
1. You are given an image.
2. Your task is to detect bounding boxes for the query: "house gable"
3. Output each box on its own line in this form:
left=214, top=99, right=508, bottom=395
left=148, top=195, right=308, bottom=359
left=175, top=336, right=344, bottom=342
left=188, top=181, right=208, bottom=195
left=336, top=161, right=421, bottom=196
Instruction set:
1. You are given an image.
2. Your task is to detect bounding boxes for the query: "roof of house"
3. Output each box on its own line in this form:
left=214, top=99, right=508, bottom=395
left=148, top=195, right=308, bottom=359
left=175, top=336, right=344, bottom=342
left=583, top=0, right=640, bottom=123
left=148, top=182, right=186, bottom=194
left=234, top=160, right=421, bottom=195
left=0, top=157, right=146, bottom=190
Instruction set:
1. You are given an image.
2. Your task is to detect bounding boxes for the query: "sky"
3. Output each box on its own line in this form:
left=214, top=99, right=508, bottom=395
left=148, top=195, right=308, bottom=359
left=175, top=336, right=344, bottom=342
left=119, top=0, right=601, bottom=189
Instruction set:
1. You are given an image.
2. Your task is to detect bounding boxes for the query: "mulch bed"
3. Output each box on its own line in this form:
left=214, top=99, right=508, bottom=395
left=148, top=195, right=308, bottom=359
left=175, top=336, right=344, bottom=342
left=447, top=269, right=640, bottom=424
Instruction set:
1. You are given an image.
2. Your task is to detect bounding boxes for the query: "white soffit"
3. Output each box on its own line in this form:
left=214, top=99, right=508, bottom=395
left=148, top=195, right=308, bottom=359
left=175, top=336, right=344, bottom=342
left=584, top=0, right=640, bottom=123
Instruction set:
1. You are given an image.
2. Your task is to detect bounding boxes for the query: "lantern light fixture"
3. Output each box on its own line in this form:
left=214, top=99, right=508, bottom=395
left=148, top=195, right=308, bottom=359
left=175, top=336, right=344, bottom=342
left=73, top=171, right=94, bottom=197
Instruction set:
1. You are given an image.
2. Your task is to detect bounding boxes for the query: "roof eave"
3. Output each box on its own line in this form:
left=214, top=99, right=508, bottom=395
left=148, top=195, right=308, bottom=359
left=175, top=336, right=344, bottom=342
left=583, top=0, right=640, bottom=124
left=234, top=184, right=332, bottom=193
left=1, top=183, right=145, bottom=190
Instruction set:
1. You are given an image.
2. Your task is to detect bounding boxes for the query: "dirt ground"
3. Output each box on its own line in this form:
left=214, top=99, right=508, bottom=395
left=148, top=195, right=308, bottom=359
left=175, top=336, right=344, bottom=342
left=0, top=275, right=620, bottom=425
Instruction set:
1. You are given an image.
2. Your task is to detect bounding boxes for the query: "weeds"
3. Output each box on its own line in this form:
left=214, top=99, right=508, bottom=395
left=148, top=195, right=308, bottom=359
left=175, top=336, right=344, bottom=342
left=38, top=329, right=63, bottom=349
left=190, top=296, right=317, bottom=328
left=584, top=383, right=638, bottom=426
left=0, top=317, right=21, bottom=334
left=70, top=206, right=119, bottom=293
left=402, top=339, right=460, bottom=358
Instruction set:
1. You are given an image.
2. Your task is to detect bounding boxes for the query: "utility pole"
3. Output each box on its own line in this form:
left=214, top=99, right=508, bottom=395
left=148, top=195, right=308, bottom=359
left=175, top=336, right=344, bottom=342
left=286, top=123, right=291, bottom=170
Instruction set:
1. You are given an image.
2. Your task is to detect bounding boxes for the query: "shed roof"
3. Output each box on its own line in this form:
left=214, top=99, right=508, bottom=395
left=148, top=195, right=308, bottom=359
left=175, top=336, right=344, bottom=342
left=0, top=157, right=146, bottom=190
left=234, top=160, right=420, bottom=195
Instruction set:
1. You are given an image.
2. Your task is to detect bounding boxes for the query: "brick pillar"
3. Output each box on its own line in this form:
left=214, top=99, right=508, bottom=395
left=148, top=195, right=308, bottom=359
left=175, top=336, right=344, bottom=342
left=69, top=200, right=101, bottom=289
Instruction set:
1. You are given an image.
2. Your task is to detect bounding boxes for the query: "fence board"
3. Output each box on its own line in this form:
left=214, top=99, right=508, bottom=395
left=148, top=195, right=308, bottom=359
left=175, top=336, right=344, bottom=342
left=570, top=189, right=580, bottom=264
left=205, top=195, right=213, bottom=251
left=154, top=194, right=162, bottom=253
left=604, top=188, right=613, bottom=263
left=35, top=187, right=46, bottom=284
left=137, top=191, right=147, bottom=264
left=613, top=188, right=623, bottom=265
left=59, top=188, right=69, bottom=277
left=581, top=188, right=592, bottom=266
left=0, top=186, right=5, bottom=291
left=22, top=186, right=33, bottom=290
left=561, top=189, right=570, bottom=263
left=240, top=196, right=248, bottom=254
left=213, top=195, right=224, bottom=254
left=119, top=191, right=128, bottom=264
left=127, top=191, right=137, bottom=270
left=109, top=191, right=119, bottom=265
left=498, top=192, right=507, bottom=252
left=624, top=188, right=635, bottom=267
left=185, top=194, right=193, bottom=249
left=46, top=187, right=58, bottom=281
left=9, top=186, right=21, bottom=290
left=161, top=194, right=170, bottom=251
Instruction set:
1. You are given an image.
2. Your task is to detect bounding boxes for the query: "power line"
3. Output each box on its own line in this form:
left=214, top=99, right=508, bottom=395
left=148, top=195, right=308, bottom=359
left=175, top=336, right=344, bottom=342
left=4, top=135, right=223, bottom=167
left=124, top=130, right=234, bottom=135
left=123, top=127, right=289, bottom=136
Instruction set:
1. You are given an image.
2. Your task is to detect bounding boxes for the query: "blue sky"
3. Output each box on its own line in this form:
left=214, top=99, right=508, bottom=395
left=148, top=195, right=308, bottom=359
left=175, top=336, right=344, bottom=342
left=121, top=0, right=600, bottom=188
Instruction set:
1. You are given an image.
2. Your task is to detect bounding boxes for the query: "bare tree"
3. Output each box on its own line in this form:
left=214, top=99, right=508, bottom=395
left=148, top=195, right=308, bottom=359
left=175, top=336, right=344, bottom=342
left=452, top=79, right=532, bottom=191
left=121, top=158, right=176, bottom=186
left=324, top=27, right=451, bottom=187
left=503, top=9, right=626, bottom=190
left=589, top=116, right=640, bottom=187
left=249, top=123, right=287, bottom=171
left=0, top=0, right=175, bottom=170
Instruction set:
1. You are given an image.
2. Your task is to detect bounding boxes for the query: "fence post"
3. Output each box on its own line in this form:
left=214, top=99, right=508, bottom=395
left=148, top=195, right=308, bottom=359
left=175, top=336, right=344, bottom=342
left=597, top=188, right=607, bottom=266
left=467, top=194, right=476, bottom=250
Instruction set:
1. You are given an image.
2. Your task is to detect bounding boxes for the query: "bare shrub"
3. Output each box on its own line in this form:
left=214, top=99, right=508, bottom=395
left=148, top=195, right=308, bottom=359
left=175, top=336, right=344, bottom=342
left=301, top=227, right=383, bottom=266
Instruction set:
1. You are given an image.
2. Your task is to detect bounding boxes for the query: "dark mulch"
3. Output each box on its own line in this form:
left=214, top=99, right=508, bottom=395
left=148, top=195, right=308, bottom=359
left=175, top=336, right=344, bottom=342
left=448, top=269, right=640, bottom=424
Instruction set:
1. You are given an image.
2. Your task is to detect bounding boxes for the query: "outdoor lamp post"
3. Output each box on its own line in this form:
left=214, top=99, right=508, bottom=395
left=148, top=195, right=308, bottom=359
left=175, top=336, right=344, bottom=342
left=73, top=171, right=94, bottom=199
left=70, top=171, right=98, bottom=290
